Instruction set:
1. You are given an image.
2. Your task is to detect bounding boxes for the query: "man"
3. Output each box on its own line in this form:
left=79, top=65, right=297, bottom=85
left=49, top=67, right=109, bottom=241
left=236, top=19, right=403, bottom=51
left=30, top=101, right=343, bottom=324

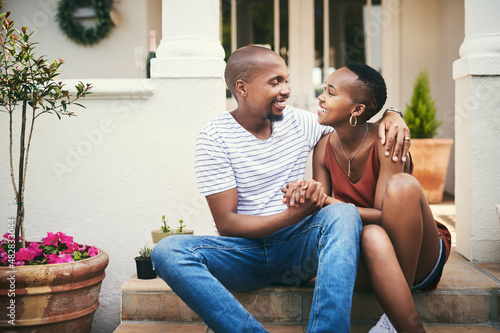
left=152, top=45, right=410, bottom=332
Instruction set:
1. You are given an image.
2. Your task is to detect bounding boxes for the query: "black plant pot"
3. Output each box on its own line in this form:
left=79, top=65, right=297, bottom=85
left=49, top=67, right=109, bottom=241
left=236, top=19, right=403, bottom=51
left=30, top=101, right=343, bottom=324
left=135, top=258, right=156, bottom=279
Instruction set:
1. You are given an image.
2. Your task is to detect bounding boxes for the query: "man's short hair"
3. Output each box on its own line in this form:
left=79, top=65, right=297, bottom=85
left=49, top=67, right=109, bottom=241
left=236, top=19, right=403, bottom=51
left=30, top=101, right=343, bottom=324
left=346, top=62, right=387, bottom=120
left=224, top=45, right=277, bottom=99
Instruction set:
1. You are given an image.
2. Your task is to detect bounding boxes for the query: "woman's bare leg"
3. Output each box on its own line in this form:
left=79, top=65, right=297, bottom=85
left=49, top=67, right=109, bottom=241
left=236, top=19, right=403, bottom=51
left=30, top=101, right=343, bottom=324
left=381, top=174, right=440, bottom=287
left=361, top=225, right=424, bottom=332
left=361, top=174, right=440, bottom=332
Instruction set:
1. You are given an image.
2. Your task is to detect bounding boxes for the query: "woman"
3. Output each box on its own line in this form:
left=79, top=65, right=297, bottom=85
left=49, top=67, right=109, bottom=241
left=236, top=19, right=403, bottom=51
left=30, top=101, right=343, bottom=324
left=284, top=62, right=451, bottom=333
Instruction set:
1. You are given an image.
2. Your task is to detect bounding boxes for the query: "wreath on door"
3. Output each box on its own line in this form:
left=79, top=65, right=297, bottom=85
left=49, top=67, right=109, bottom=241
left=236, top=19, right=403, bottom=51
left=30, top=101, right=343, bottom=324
left=56, top=0, right=114, bottom=46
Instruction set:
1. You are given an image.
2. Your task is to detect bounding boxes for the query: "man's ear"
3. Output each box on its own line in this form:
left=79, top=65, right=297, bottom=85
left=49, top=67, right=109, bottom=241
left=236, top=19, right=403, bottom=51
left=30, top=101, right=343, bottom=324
left=235, top=80, right=247, bottom=97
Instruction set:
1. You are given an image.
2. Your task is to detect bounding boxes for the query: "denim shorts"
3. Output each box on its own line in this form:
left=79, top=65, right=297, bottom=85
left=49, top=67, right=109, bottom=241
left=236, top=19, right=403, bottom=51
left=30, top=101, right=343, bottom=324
left=412, top=234, right=446, bottom=291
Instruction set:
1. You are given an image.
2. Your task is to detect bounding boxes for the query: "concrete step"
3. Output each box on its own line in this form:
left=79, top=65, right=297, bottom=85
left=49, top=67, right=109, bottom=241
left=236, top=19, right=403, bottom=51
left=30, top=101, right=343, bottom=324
left=114, top=322, right=500, bottom=332
left=118, top=249, right=500, bottom=331
left=114, top=322, right=304, bottom=332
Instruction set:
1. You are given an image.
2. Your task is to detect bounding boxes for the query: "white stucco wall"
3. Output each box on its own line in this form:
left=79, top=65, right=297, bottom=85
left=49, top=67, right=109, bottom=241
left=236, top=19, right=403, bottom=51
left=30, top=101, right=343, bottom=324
left=399, top=0, right=464, bottom=196
left=1, top=78, right=224, bottom=332
left=3, top=0, right=162, bottom=79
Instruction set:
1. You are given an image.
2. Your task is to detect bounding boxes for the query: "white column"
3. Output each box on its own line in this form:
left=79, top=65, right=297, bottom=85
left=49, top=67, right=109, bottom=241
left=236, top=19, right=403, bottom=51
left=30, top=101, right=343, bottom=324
left=148, top=0, right=226, bottom=236
left=151, top=0, right=226, bottom=78
left=453, top=0, right=500, bottom=261
left=288, top=0, right=315, bottom=111
left=381, top=0, right=401, bottom=109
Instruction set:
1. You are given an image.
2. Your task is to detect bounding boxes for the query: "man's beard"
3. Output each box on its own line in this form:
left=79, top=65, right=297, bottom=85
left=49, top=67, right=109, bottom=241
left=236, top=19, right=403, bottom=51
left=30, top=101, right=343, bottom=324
left=267, top=113, right=284, bottom=123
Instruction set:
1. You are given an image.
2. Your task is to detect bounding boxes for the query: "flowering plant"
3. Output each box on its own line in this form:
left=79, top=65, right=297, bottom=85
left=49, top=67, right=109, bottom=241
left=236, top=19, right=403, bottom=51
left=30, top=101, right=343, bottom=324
left=0, top=232, right=98, bottom=266
left=0, top=6, right=92, bottom=253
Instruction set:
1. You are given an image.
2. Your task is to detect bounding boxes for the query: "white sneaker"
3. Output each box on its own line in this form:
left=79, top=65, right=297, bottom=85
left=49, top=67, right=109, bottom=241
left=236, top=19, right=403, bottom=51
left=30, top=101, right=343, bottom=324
left=368, top=313, right=397, bottom=333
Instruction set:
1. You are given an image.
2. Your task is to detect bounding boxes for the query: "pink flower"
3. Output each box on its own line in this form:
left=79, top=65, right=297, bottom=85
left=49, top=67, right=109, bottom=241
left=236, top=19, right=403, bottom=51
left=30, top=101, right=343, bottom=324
left=2, top=232, right=15, bottom=240
left=42, top=232, right=59, bottom=246
left=58, top=254, right=75, bottom=263
left=15, top=248, right=32, bottom=261
left=29, top=242, right=43, bottom=256
left=42, top=232, right=75, bottom=247
left=61, top=242, right=80, bottom=254
left=45, top=253, right=74, bottom=264
left=1, top=232, right=16, bottom=246
left=0, top=248, right=7, bottom=264
left=58, top=232, right=74, bottom=246
left=44, top=253, right=58, bottom=264
left=16, top=242, right=42, bottom=262
left=0, top=231, right=96, bottom=266
left=87, top=246, right=99, bottom=257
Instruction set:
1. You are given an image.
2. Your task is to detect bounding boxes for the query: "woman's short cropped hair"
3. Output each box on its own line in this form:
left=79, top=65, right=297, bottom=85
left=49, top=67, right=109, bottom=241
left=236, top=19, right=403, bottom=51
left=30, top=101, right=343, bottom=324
left=346, top=62, right=387, bottom=120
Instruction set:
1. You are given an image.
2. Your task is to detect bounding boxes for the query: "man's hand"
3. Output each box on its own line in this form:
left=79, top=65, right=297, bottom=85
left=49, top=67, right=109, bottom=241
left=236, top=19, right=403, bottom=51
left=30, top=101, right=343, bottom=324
left=378, top=109, right=411, bottom=162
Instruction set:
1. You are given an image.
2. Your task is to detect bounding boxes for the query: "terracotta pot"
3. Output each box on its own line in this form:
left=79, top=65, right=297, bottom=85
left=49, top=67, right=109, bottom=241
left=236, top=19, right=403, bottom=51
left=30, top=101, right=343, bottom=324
left=0, top=248, right=109, bottom=332
left=410, top=138, right=454, bottom=204
left=151, top=229, right=194, bottom=244
left=135, top=258, right=156, bottom=279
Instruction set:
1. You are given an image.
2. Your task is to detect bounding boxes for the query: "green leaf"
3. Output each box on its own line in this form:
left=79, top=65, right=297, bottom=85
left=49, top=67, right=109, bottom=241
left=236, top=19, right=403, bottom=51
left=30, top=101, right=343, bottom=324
left=73, top=251, right=82, bottom=261
left=72, top=102, right=86, bottom=109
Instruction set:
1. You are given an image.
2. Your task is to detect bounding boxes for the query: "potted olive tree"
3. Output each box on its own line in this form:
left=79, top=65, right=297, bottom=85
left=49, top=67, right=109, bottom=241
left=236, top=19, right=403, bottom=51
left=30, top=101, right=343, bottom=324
left=404, top=70, right=453, bottom=204
left=0, top=7, right=108, bottom=331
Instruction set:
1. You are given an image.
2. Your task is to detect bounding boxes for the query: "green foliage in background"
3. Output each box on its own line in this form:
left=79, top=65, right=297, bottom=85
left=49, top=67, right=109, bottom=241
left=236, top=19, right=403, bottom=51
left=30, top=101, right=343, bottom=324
left=404, top=71, right=442, bottom=138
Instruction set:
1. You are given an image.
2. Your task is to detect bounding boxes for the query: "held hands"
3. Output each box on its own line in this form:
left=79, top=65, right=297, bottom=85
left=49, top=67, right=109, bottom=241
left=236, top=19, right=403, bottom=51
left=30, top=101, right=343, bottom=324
left=378, top=109, right=411, bottom=162
left=281, top=179, right=326, bottom=215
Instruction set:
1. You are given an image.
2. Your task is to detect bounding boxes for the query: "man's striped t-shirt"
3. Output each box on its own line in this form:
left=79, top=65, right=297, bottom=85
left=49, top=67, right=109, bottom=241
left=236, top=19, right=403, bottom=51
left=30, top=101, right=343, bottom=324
left=194, top=106, right=333, bottom=217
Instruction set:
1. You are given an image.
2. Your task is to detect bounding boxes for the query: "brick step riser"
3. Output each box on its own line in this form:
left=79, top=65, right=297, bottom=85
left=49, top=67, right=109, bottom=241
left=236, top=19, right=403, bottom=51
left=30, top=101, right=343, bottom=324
left=121, top=290, right=496, bottom=325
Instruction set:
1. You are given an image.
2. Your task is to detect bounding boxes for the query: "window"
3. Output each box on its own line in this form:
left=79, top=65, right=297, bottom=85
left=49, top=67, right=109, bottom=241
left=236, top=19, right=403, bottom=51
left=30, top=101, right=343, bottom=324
left=314, top=0, right=382, bottom=96
left=220, top=0, right=288, bottom=62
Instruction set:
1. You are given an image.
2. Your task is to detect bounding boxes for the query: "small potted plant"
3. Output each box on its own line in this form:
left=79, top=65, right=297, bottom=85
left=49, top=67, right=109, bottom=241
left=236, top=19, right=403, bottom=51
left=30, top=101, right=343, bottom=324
left=151, top=216, right=194, bottom=243
left=135, top=244, right=156, bottom=280
left=404, top=70, right=453, bottom=203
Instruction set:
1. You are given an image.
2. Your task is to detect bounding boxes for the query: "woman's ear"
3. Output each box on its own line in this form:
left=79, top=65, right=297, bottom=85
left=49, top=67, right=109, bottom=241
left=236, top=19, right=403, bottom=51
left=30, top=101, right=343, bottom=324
left=235, top=80, right=247, bottom=97
left=352, top=104, right=366, bottom=117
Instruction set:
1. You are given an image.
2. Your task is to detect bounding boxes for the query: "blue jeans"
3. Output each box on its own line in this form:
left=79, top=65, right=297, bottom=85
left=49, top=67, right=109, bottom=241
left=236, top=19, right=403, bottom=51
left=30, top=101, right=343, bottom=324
left=152, top=203, right=361, bottom=333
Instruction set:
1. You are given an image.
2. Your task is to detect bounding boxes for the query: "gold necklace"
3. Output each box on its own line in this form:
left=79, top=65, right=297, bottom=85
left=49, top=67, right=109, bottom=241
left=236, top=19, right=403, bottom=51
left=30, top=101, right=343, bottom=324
left=337, top=123, right=369, bottom=178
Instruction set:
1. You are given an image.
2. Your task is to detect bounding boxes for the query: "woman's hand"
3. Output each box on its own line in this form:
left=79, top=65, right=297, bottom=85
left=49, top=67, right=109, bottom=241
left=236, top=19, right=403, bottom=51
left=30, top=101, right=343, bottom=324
left=282, top=179, right=326, bottom=212
left=282, top=179, right=309, bottom=207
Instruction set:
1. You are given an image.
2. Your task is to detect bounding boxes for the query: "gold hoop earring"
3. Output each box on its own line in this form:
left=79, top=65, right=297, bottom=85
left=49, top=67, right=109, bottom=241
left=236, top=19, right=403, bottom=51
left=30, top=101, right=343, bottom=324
left=349, top=114, right=357, bottom=127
